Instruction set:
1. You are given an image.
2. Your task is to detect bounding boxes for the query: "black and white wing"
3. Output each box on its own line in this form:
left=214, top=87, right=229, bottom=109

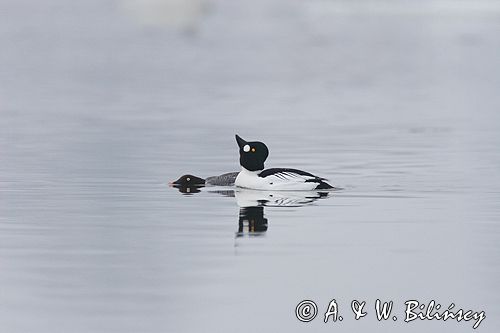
left=258, top=168, right=333, bottom=189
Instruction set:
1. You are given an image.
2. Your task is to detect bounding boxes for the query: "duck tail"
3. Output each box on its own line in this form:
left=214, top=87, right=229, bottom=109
left=315, top=180, right=334, bottom=190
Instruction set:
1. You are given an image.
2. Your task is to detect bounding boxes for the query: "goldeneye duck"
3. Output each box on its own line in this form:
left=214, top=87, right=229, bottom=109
left=171, top=172, right=239, bottom=187
left=234, top=134, right=334, bottom=191
left=171, top=174, right=205, bottom=186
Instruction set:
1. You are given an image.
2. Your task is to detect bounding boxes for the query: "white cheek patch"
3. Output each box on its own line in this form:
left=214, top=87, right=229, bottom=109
left=243, top=145, right=250, bottom=152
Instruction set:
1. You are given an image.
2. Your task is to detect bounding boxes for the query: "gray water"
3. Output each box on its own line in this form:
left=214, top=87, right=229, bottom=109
left=1, top=0, right=500, bottom=332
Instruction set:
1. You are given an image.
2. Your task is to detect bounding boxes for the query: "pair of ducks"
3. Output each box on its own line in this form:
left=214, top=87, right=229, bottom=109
left=172, top=135, right=334, bottom=191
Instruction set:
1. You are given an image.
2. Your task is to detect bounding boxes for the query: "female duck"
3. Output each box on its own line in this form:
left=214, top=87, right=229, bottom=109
left=171, top=172, right=239, bottom=187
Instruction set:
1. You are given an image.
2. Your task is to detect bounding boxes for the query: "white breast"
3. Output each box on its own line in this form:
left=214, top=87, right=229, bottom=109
left=235, top=168, right=265, bottom=189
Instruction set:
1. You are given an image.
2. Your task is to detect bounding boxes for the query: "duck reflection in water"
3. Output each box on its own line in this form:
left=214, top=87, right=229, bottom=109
left=238, top=206, right=268, bottom=237
left=169, top=179, right=334, bottom=236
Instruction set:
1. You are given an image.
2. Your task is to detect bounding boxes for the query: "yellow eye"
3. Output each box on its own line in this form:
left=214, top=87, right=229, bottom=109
left=251, top=147, right=256, bottom=152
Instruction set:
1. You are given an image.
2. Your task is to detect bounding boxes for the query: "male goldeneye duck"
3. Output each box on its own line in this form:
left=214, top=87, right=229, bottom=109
left=234, top=134, right=334, bottom=191
left=171, top=172, right=239, bottom=187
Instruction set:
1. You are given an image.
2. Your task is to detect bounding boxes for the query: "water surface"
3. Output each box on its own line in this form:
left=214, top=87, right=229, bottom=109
left=1, top=0, right=499, bottom=332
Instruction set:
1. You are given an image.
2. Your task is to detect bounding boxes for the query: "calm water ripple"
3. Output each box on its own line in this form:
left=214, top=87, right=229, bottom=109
left=1, top=0, right=500, bottom=332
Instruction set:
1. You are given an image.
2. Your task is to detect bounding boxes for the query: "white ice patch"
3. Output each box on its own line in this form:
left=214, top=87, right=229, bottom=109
left=243, top=144, right=250, bottom=152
